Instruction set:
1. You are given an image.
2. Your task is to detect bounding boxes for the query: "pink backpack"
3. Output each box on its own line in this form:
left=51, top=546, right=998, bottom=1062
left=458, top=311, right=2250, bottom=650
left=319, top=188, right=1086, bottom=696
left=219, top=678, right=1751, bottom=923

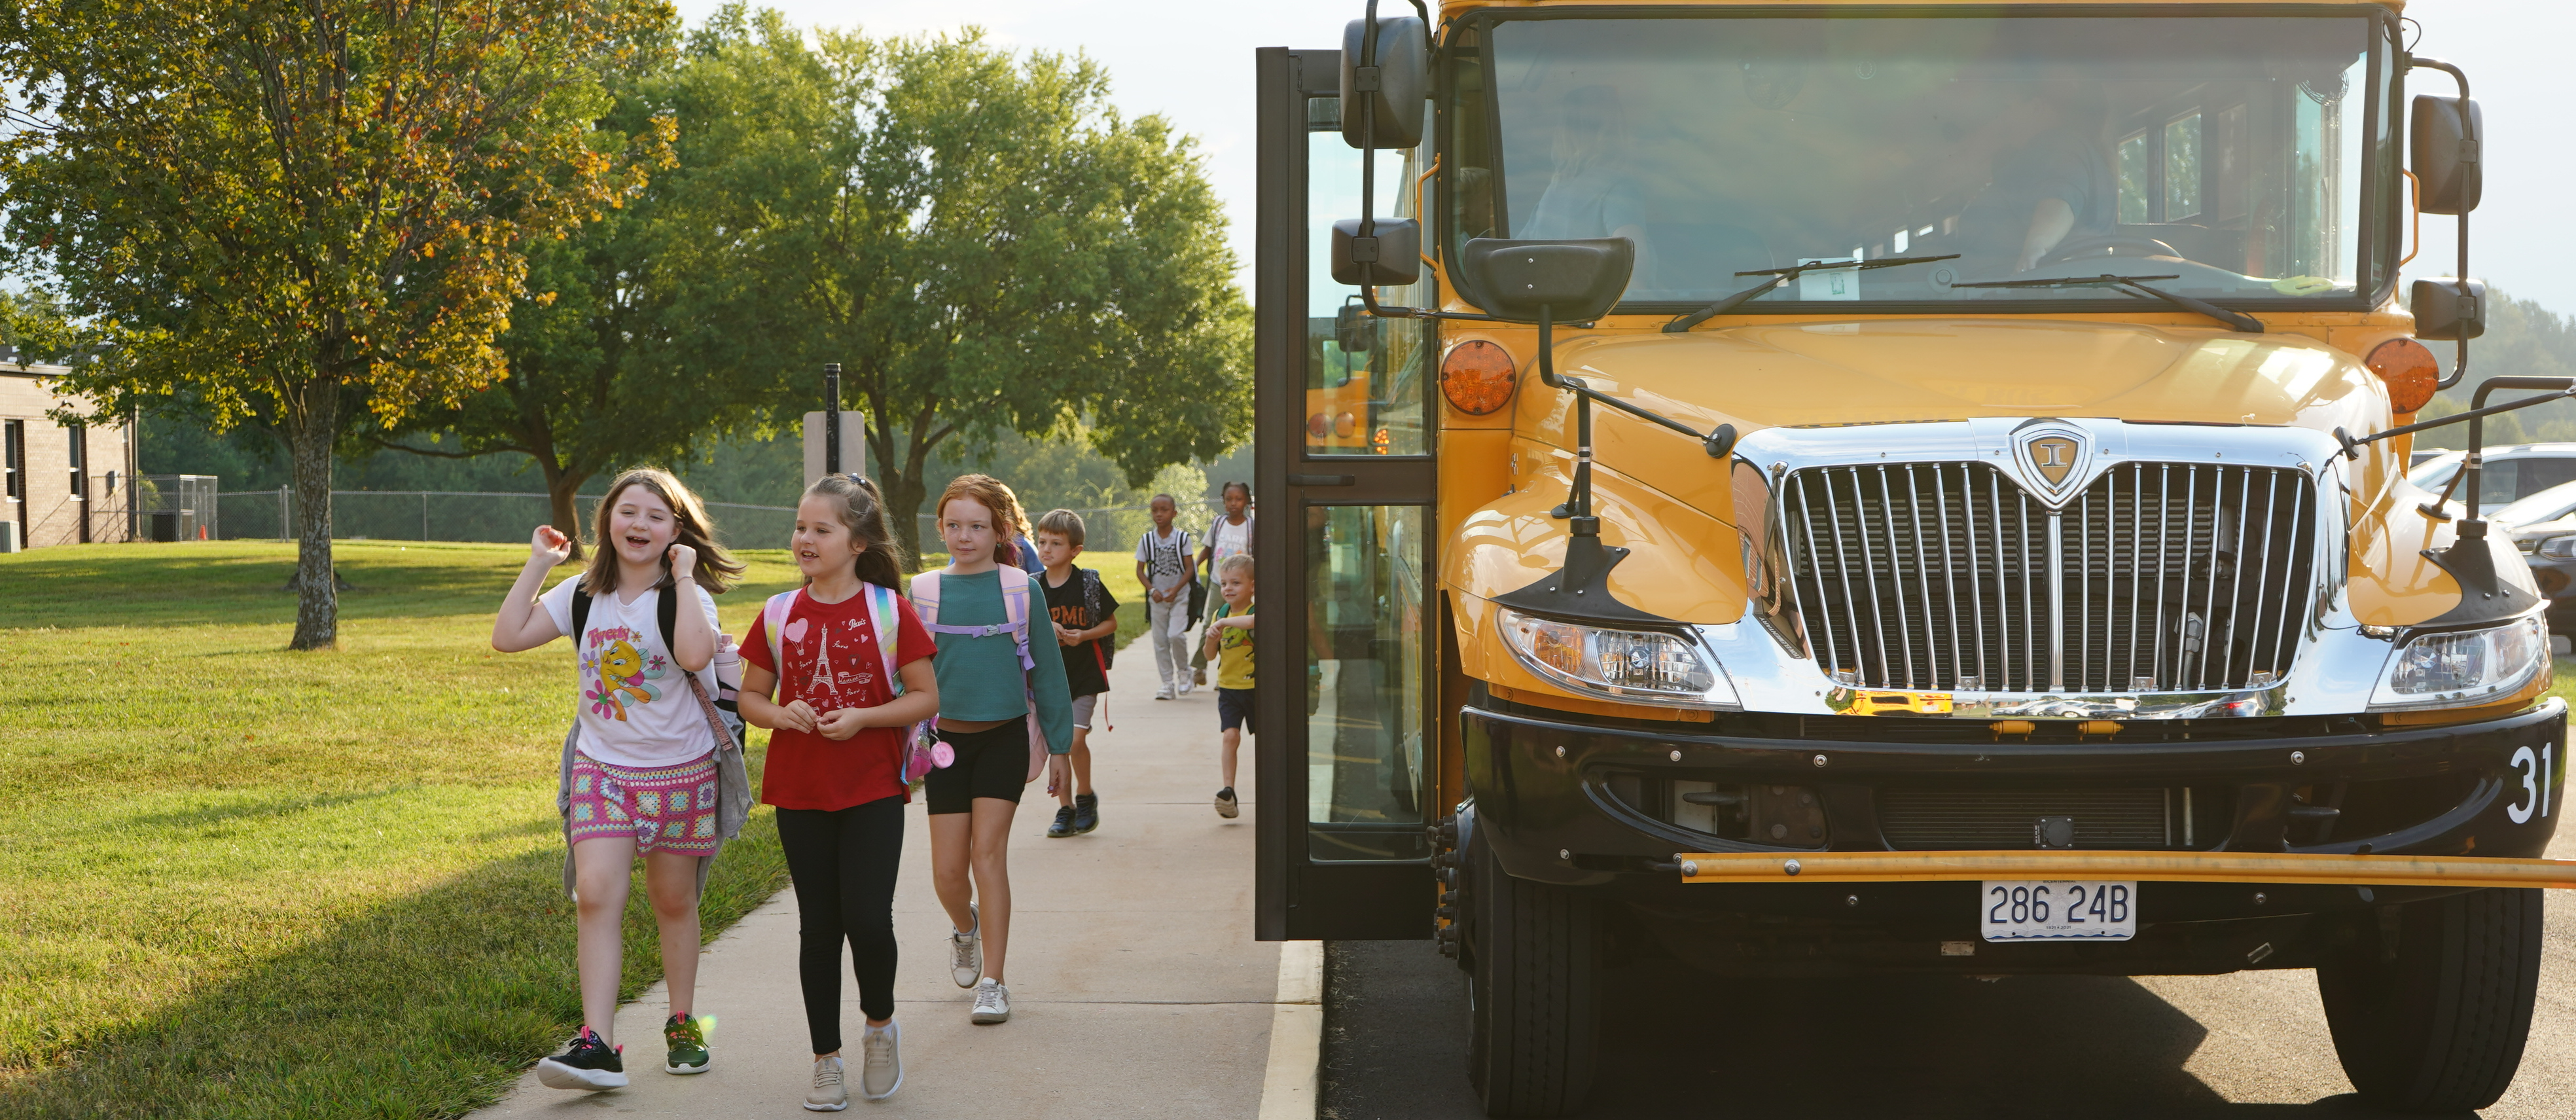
left=911, top=566, right=1048, bottom=784
left=760, top=583, right=943, bottom=784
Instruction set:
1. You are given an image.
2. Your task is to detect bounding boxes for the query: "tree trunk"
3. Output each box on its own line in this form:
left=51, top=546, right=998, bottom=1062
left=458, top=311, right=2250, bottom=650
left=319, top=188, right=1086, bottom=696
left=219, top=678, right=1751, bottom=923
left=884, top=457, right=929, bottom=569
left=537, top=455, right=587, bottom=562
left=285, top=376, right=339, bottom=650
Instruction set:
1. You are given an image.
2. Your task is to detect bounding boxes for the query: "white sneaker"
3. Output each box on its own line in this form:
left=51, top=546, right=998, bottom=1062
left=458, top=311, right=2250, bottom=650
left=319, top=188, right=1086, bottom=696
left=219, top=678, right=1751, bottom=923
left=804, top=1055, right=848, bottom=1111
left=948, top=903, right=980, bottom=988
left=970, top=978, right=1012, bottom=1024
left=1215, top=787, right=1240, bottom=819
left=1154, top=687, right=1175, bottom=700
left=859, top=1021, right=902, bottom=1101
left=1177, top=679, right=1194, bottom=696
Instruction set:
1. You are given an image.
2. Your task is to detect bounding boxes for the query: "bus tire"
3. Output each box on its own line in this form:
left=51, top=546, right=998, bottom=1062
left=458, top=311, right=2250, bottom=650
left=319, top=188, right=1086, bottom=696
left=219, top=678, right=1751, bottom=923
left=2316, top=887, right=2542, bottom=1112
left=1463, top=830, right=1598, bottom=1118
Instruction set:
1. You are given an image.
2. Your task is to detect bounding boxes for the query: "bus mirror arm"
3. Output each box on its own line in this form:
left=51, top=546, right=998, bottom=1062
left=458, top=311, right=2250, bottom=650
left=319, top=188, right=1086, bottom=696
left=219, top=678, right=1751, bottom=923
left=2337, top=376, right=2576, bottom=534
left=1536, top=304, right=1740, bottom=528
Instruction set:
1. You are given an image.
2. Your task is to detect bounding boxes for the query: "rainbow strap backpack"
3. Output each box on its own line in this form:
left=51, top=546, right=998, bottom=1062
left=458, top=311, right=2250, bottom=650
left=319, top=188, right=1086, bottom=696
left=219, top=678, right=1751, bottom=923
left=760, top=583, right=942, bottom=784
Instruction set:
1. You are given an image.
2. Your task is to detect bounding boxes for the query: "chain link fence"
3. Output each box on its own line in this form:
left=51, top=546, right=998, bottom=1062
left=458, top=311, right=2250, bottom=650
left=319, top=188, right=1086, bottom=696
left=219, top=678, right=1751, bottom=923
left=210, top=490, right=1232, bottom=554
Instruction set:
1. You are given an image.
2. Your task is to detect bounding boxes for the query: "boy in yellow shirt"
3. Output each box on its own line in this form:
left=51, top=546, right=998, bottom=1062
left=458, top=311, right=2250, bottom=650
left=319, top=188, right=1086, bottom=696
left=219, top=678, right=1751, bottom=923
left=1202, top=554, right=1255, bottom=818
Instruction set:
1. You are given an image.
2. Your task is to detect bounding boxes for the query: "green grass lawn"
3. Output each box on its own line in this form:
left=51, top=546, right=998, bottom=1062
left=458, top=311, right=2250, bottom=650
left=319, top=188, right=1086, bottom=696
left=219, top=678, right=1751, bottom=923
left=0, top=541, right=813, bottom=1119
left=0, top=539, right=1151, bottom=1119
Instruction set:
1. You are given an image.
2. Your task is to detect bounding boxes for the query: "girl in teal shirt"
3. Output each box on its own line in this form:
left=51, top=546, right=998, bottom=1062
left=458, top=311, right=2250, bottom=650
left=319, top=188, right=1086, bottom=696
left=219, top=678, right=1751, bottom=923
left=912, top=474, right=1073, bottom=1026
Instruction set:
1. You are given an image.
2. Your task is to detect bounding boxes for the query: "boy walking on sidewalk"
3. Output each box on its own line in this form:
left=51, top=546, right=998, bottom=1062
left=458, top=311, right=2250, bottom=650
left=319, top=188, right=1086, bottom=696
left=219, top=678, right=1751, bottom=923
left=1132, top=494, right=1196, bottom=700
left=1203, top=554, right=1256, bottom=818
left=1035, top=509, right=1118, bottom=837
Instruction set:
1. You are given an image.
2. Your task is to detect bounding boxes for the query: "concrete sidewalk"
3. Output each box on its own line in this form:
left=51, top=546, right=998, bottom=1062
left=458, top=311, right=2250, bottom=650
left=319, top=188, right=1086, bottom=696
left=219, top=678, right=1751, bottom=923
left=471, top=635, right=1310, bottom=1119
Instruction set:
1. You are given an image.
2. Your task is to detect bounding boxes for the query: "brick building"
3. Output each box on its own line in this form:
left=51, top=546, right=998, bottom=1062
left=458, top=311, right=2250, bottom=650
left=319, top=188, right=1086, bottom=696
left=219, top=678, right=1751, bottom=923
left=2, top=357, right=138, bottom=550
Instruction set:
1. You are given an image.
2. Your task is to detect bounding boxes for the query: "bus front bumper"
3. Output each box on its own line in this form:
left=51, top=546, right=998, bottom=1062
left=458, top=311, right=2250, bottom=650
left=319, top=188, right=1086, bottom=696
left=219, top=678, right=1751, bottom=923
left=1460, top=698, right=2569, bottom=895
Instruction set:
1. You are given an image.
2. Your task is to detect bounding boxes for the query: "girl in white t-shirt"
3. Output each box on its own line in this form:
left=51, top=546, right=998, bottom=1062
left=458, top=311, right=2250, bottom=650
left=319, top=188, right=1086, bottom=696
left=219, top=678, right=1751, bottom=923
left=492, top=468, right=747, bottom=1092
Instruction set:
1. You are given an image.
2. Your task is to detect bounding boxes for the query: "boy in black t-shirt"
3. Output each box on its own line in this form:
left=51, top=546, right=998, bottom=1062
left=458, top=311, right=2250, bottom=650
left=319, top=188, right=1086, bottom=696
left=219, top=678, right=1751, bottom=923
left=1036, top=509, right=1120, bottom=837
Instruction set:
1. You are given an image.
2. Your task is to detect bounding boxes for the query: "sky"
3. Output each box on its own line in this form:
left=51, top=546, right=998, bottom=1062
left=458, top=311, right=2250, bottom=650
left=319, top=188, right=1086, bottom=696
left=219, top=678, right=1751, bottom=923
left=680, top=0, right=2573, bottom=312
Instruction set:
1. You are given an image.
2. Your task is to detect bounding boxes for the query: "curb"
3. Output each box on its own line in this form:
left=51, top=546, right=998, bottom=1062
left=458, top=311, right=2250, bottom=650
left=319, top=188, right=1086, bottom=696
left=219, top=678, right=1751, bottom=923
left=1257, top=941, right=1325, bottom=1119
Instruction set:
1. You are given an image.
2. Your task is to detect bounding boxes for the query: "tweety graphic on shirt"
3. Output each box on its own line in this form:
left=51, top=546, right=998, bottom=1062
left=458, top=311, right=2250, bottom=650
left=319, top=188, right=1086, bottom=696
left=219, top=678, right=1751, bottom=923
left=582, top=625, right=667, bottom=721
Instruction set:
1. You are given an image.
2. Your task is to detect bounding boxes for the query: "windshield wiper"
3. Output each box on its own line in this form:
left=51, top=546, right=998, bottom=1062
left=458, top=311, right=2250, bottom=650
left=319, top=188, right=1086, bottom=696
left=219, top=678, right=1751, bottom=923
left=1950, top=273, right=2263, bottom=334
left=1662, top=253, right=1960, bottom=333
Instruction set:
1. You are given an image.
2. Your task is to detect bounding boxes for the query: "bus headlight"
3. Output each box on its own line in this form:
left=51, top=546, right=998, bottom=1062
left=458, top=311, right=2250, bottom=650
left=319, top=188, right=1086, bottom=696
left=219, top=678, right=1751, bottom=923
left=1498, top=607, right=1737, bottom=708
left=2368, top=615, right=2550, bottom=710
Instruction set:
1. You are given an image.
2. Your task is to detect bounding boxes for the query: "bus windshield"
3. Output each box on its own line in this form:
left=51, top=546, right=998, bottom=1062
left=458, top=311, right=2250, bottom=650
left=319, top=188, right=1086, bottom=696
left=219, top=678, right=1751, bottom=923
left=1459, top=14, right=2391, bottom=310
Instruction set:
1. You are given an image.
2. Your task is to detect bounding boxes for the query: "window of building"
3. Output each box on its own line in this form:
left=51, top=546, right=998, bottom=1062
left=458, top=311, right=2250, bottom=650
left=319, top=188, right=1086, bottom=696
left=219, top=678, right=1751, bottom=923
left=67, top=424, right=86, bottom=501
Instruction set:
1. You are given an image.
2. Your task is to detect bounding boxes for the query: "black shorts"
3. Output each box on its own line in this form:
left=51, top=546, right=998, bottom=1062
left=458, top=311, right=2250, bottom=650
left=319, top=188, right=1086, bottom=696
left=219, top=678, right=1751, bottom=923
left=923, top=723, right=1031, bottom=815
left=1217, top=687, right=1255, bottom=732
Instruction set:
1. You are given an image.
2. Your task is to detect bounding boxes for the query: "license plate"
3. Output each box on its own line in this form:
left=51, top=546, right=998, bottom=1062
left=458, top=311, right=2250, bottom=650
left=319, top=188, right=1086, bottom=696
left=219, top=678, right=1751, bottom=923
left=1980, top=880, right=2136, bottom=942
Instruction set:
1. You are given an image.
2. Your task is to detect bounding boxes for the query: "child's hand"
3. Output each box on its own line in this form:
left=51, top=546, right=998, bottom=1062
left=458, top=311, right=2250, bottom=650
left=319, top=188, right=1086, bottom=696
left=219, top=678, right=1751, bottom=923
left=531, top=525, right=573, bottom=566
left=781, top=699, right=821, bottom=734
left=1054, top=622, right=1080, bottom=647
left=668, top=543, right=698, bottom=581
left=817, top=708, right=867, bottom=740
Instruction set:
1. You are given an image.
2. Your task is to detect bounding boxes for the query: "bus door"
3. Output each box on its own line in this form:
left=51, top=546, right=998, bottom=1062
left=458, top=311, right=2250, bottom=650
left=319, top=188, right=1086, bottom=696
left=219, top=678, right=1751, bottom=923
left=1253, top=45, right=1439, bottom=941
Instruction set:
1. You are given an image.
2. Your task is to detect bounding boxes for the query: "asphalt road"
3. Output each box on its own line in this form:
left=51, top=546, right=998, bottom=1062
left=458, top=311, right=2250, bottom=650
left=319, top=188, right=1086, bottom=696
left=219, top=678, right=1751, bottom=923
left=1322, top=832, right=2576, bottom=1120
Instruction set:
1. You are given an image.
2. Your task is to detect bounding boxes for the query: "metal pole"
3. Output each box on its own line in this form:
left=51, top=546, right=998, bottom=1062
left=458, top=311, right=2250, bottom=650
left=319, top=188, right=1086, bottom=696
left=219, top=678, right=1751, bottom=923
left=823, top=363, right=843, bottom=475
left=279, top=485, right=290, bottom=542
left=422, top=492, right=430, bottom=541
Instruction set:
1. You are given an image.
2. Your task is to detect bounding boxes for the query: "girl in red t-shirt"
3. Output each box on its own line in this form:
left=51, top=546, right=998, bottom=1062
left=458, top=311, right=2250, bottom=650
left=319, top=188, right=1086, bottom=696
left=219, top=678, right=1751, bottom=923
left=738, top=474, right=937, bottom=1109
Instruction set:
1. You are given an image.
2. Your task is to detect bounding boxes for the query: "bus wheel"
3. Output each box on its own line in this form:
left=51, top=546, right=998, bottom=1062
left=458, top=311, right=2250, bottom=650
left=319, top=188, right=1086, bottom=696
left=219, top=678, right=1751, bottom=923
left=1463, top=829, right=1598, bottom=1118
left=2316, top=888, right=2542, bottom=1112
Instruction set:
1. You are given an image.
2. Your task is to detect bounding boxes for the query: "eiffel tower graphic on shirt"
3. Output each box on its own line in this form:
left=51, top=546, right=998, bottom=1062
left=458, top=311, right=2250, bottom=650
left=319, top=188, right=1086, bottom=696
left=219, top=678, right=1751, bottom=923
left=809, top=621, right=848, bottom=709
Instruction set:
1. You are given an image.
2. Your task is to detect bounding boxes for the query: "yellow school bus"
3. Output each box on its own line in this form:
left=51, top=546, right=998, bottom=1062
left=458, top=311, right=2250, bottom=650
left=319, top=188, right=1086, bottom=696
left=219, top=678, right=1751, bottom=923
left=1253, top=2, right=2572, bottom=1115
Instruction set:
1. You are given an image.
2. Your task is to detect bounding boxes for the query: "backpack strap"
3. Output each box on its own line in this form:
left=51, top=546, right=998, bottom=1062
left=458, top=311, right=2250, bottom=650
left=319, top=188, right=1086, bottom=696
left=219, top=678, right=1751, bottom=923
left=572, top=587, right=592, bottom=639
left=865, top=583, right=904, bottom=694
left=760, top=589, right=800, bottom=687
left=656, top=584, right=678, bottom=657
left=912, top=567, right=1035, bottom=672
left=997, top=565, right=1035, bottom=671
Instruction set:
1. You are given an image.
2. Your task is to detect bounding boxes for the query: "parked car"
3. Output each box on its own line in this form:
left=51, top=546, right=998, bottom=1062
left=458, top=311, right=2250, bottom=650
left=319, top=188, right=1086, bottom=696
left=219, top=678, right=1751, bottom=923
left=2487, top=480, right=2576, bottom=636
left=2407, top=443, right=2576, bottom=514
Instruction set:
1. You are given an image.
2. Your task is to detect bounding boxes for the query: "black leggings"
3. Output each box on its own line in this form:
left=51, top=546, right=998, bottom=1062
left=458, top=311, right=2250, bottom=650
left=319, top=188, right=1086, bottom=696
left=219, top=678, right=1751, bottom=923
left=776, top=796, right=905, bottom=1053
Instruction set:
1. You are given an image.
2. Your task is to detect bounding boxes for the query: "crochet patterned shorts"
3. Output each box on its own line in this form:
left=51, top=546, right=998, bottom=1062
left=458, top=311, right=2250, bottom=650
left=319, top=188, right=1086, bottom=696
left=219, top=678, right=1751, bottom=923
left=567, top=750, right=721, bottom=856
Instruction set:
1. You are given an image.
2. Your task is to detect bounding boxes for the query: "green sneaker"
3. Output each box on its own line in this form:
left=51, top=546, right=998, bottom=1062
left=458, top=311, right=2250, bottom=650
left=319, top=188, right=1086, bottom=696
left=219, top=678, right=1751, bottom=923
left=664, top=1013, right=711, bottom=1075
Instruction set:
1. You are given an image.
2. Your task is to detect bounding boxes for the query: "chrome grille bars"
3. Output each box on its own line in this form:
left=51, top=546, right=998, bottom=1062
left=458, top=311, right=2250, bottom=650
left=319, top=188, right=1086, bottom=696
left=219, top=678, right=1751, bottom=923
left=1781, top=461, right=2315, bottom=693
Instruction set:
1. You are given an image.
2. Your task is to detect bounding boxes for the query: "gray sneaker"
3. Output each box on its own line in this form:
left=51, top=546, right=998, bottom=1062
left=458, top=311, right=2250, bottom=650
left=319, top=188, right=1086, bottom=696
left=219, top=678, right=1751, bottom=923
left=1215, top=787, right=1240, bottom=819
left=970, top=978, right=1012, bottom=1024
left=803, top=1055, right=848, bottom=1111
left=859, top=1021, right=903, bottom=1100
left=948, top=903, right=980, bottom=988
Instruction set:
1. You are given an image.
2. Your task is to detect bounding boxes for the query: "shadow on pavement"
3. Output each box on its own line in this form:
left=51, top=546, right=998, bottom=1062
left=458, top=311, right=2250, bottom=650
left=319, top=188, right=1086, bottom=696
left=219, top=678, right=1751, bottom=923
left=1322, top=940, right=2473, bottom=1120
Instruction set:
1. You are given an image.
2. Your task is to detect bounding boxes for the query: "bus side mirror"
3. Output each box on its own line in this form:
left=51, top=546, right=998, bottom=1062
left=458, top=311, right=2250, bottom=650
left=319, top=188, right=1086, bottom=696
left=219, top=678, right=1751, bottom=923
left=1341, top=15, right=1426, bottom=149
left=1456, top=238, right=1636, bottom=323
left=2411, top=94, right=2482, bottom=215
left=1331, top=218, right=1421, bottom=287
left=2412, top=278, right=2487, bottom=341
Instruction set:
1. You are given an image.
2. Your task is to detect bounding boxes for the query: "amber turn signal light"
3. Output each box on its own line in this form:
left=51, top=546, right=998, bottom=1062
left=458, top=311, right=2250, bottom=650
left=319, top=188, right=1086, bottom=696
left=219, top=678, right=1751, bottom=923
left=2367, top=337, right=2441, bottom=414
left=1440, top=340, right=1518, bottom=416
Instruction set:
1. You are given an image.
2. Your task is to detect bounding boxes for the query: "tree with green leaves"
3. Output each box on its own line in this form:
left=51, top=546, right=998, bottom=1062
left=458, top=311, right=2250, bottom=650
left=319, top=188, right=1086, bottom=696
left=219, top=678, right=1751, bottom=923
left=0, top=0, right=673, bottom=648
left=370, top=43, right=750, bottom=557
left=657, top=8, right=1251, bottom=558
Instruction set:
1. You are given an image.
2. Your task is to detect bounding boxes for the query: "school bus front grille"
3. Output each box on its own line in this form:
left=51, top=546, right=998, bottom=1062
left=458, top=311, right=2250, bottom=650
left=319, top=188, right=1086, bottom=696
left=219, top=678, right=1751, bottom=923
left=1778, top=461, right=2316, bottom=695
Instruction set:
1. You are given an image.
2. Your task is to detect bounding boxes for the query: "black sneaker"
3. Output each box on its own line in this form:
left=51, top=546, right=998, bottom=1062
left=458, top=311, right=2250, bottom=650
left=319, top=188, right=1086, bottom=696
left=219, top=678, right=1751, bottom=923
left=1073, top=792, right=1100, bottom=834
left=537, top=1028, right=628, bottom=1091
left=1214, top=787, right=1239, bottom=819
left=664, top=1013, right=710, bottom=1074
left=1045, top=805, right=1077, bottom=839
